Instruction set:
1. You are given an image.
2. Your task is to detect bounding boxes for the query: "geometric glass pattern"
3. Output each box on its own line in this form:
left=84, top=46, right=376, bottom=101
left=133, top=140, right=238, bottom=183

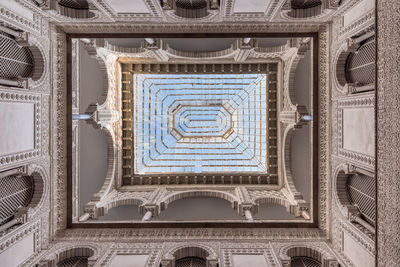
left=133, top=74, right=268, bottom=174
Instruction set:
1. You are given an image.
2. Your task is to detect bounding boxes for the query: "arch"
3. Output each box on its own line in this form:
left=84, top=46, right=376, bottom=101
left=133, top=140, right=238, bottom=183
left=162, top=243, right=218, bottom=267
left=0, top=164, right=46, bottom=231
left=254, top=196, right=296, bottom=216
left=347, top=173, right=376, bottom=226
left=86, top=125, right=116, bottom=203
left=333, top=164, right=376, bottom=232
left=334, top=32, right=376, bottom=94
left=55, top=246, right=97, bottom=267
left=0, top=28, right=46, bottom=88
left=334, top=42, right=352, bottom=93
left=279, top=245, right=337, bottom=266
left=0, top=174, right=33, bottom=226
left=160, top=190, right=238, bottom=211
left=56, top=0, right=95, bottom=19
left=25, top=34, right=46, bottom=84
left=0, top=31, right=33, bottom=80
left=288, top=0, right=323, bottom=18
left=175, top=0, right=208, bottom=18
left=26, top=164, right=48, bottom=219
left=101, top=198, right=144, bottom=217
left=281, top=125, right=303, bottom=201
left=345, top=37, right=375, bottom=87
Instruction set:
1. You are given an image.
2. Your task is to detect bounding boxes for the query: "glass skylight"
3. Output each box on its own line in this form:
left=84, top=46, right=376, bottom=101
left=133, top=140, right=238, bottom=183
left=133, top=74, right=267, bottom=174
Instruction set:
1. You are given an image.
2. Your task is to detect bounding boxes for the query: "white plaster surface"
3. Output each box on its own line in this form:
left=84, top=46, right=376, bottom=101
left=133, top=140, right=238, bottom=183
left=343, top=0, right=374, bottom=27
left=232, top=254, right=267, bottom=267
left=0, top=233, right=34, bottom=267
left=233, top=0, right=271, bottom=13
left=343, top=231, right=374, bottom=267
left=0, top=102, right=35, bottom=156
left=109, top=254, right=149, bottom=267
left=104, top=0, right=150, bottom=13
left=0, top=0, right=34, bottom=21
left=343, top=107, right=375, bottom=156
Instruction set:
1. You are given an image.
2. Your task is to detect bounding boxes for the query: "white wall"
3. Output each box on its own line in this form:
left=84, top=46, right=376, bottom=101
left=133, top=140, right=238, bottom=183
left=343, top=231, right=375, bottom=267
left=0, top=102, right=35, bottom=156
left=343, top=107, right=375, bottom=156
left=109, top=254, right=149, bottom=267
left=0, top=233, right=34, bottom=267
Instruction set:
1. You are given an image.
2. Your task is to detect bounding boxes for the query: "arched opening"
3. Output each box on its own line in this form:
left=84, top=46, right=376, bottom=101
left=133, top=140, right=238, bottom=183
left=56, top=0, right=95, bottom=19
left=173, top=247, right=209, bottom=267
left=345, top=37, right=375, bottom=88
left=175, top=0, right=208, bottom=18
left=335, top=169, right=376, bottom=234
left=0, top=31, right=33, bottom=81
left=288, top=0, right=323, bottom=18
left=282, top=246, right=334, bottom=267
left=0, top=174, right=33, bottom=226
left=347, top=173, right=376, bottom=226
left=56, top=247, right=94, bottom=267
left=0, top=169, right=44, bottom=233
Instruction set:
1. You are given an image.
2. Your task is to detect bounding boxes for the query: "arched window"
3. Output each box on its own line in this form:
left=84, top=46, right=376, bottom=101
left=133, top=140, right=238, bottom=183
left=175, top=0, right=208, bottom=18
left=0, top=174, right=33, bottom=226
left=56, top=247, right=94, bottom=267
left=0, top=31, right=33, bottom=81
left=346, top=173, right=376, bottom=226
left=56, top=0, right=94, bottom=19
left=281, top=246, right=337, bottom=266
left=288, top=0, right=323, bottom=18
left=345, top=37, right=375, bottom=87
left=335, top=168, right=376, bottom=235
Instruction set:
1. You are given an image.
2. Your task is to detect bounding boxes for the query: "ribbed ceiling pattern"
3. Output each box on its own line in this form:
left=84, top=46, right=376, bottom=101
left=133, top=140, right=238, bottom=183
left=176, top=0, right=207, bottom=9
left=0, top=175, right=33, bottom=225
left=346, top=38, right=375, bottom=85
left=347, top=174, right=376, bottom=226
left=291, top=0, right=322, bottom=9
left=176, top=257, right=207, bottom=267
left=291, top=257, right=322, bottom=267
left=57, top=257, right=88, bottom=267
left=57, top=0, right=89, bottom=9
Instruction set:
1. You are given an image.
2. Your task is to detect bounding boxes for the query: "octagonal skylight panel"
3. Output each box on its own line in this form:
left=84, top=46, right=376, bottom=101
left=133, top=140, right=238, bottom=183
left=133, top=74, right=267, bottom=174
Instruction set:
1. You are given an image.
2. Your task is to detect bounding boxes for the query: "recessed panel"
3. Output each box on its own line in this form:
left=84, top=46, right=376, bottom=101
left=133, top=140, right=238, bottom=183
left=233, top=0, right=271, bottom=13
left=0, top=102, right=35, bottom=156
left=105, top=0, right=150, bottom=13
left=343, top=107, right=375, bottom=156
left=110, top=255, right=149, bottom=267
left=0, top=233, right=34, bottom=266
left=232, top=255, right=267, bottom=267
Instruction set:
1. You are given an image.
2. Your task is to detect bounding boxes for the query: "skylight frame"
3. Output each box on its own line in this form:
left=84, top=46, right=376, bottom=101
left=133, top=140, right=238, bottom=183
left=120, top=63, right=279, bottom=186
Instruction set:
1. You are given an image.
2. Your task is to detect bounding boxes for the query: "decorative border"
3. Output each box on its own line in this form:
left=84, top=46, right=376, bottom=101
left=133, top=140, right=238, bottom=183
left=0, top=90, right=41, bottom=168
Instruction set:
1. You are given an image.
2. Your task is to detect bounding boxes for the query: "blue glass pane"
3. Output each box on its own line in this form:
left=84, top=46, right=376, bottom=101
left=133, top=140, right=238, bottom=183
left=133, top=74, right=268, bottom=174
